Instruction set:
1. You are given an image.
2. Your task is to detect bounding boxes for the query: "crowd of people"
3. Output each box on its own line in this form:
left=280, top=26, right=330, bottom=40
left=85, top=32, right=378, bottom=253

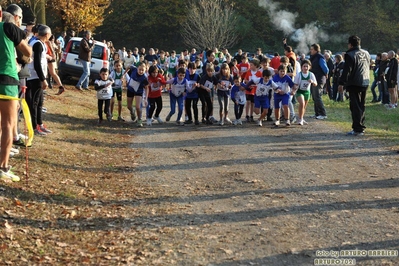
left=0, top=2, right=376, bottom=182
left=91, top=42, right=335, bottom=128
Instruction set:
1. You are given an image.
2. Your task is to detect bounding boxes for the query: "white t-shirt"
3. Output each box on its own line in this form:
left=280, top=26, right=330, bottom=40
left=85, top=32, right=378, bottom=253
left=95, top=78, right=113, bottom=100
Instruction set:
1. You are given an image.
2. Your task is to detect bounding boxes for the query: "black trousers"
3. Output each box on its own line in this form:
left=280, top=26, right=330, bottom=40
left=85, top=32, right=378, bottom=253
left=348, top=86, right=367, bottom=132
left=98, top=99, right=110, bottom=120
left=185, top=98, right=198, bottom=121
left=26, top=79, right=44, bottom=129
left=148, top=96, right=163, bottom=118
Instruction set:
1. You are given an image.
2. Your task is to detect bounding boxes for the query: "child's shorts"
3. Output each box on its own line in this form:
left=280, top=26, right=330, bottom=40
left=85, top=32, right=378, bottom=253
left=127, top=89, right=143, bottom=97
left=274, top=93, right=290, bottom=109
left=296, top=89, right=311, bottom=101
left=245, top=94, right=254, bottom=103
left=254, top=96, right=270, bottom=109
left=112, top=90, right=122, bottom=101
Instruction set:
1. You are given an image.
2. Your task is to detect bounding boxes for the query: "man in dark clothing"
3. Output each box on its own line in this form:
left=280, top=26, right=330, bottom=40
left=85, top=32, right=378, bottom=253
left=309, top=43, right=329, bottom=119
left=378, top=53, right=389, bottom=104
left=324, top=52, right=335, bottom=99
left=233, top=49, right=243, bottom=64
left=76, top=30, right=95, bottom=90
left=338, top=35, right=370, bottom=136
left=386, top=50, right=398, bottom=108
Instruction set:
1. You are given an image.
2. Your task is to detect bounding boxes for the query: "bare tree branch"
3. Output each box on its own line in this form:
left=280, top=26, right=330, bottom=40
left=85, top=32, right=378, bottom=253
left=181, top=0, right=238, bottom=50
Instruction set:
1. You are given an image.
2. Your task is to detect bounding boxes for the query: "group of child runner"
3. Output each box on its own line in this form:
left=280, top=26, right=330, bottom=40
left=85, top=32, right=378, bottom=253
left=94, top=50, right=317, bottom=127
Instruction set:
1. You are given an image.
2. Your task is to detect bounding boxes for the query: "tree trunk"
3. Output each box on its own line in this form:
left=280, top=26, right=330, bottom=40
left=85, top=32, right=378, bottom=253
left=36, top=0, right=46, bottom=24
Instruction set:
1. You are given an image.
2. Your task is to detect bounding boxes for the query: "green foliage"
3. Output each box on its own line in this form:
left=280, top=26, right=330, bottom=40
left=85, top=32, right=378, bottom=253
left=96, top=0, right=186, bottom=51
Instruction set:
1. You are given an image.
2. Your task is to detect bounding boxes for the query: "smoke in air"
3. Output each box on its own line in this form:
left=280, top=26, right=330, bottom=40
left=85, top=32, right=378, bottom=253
left=258, top=0, right=335, bottom=54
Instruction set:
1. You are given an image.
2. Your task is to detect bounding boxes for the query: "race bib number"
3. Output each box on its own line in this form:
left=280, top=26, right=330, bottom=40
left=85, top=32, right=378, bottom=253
left=204, top=80, right=214, bottom=89
left=172, top=84, right=185, bottom=96
left=219, top=81, right=230, bottom=91
left=256, top=84, right=268, bottom=96
left=300, top=81, right=310, bottom=91
left=187, top=81, right=196, bottom=93
left=151, top=83, right=160, bottom=91
left=114, top=79, right=122, bottom=87
left=129, top=79, right=140, bottom=92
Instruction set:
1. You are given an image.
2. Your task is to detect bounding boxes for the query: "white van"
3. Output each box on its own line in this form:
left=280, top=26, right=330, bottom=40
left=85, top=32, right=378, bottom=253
left=58, top=37, right=109, bottom=82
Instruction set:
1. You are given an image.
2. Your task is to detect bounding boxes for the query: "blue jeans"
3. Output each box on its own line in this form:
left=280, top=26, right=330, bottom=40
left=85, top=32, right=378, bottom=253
left=370, top=79, right=378, bottom=101
left=77, top=59, right=90, bottom=89
left=168, top=93, right=184, bottom=121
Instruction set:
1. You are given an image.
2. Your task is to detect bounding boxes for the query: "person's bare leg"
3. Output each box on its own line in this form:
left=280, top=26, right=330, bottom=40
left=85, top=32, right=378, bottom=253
left=0, top=100, right=18, bottom=169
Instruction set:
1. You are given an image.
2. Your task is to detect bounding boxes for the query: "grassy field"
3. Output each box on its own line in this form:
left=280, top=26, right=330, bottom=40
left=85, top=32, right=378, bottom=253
left=322, top=86, right=399, bottom=148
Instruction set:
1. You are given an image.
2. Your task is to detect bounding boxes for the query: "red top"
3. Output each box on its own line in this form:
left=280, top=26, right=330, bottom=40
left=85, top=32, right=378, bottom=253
left=147, top=73, right=166, bottom=98
left=244, top=70, right=263, bottom=95
left=270, top=56, right=281, bottom=73
left=238, top=62, right=250, bottom=80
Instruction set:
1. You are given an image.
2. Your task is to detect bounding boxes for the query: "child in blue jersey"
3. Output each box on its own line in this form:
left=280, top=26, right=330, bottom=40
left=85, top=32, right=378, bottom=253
left=199, top=63, right=219, bottom=124
left=291, top=59, right=317, bottom=125
left=216, top=63, right=233, bottom=125
left=247, top=69, right=279, bottom=126
left=125, top=62, right=149, bottom=127
left=185, top=62, right=201, bottom=125
left=272, top=65, right=295, bottom=126
left=165, top=68, right=188, bottom=126
left=110, top=60, right=129, bottom=121
left=94, top=68, right=114, bottom=124
left=230, top=76, right=246, bottom=125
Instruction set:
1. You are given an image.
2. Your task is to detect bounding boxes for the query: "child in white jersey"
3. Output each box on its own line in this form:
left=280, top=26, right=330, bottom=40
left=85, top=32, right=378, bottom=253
left=291, top=59, right=317, bottom=125
left=94, top=68, right=114, bottom=124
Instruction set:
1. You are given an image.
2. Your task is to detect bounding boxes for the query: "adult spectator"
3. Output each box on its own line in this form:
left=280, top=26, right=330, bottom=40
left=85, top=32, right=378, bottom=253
left=233, top=49, right=243, bottom=64
left=332, top=54, right=344, bottom=101
left=309, top=43, right=329, bottom=119
left=370, top=53, right=381, bottom=103
left=27, top=25, right=53, bottom=136
left=118, top=47, right=127, bottom=61
left=386, top=50, right=398, bottom=108
left=24, top=21, right=35, bottom=41
left=255, top=48, right=264, bottom=61
left=283, top=38, right=297, bottom=75
left=57, top=31, right=66, bottom=51
left=270, top=52, right=281, bottom=73
left=64, top=29, right=75, bottom=45
left=324, top=51, right=334, bottom=99
left=75, top=30, right=95, bottom=91
left=5, top=4, right=22, bottom=27
left=144, top=48, right=158, bottom=66
left=378, top=53, right=390, bottom=105
left=338, top=35, right=370, bottom=136
left=0, top=4, right=32, bottom=181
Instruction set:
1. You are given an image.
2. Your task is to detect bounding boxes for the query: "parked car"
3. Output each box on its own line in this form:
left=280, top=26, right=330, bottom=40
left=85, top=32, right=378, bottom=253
left=58, top=37, right=109, bottom=82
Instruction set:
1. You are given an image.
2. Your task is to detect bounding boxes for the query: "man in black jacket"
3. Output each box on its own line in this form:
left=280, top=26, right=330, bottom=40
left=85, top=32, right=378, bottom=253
left=386, top=50, right=398, bottom=108
left=338, top=35, right=370, bottom=136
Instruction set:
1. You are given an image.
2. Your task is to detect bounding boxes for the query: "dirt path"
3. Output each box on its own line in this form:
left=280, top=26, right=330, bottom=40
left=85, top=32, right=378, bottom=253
left=126, top=95, right=399, bottom=265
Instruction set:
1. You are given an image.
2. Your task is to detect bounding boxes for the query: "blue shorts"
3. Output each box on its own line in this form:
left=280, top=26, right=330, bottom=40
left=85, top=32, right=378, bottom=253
left=254, top=96, right=270, bottom=109
left=274, top=93, right=290, bottom=109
